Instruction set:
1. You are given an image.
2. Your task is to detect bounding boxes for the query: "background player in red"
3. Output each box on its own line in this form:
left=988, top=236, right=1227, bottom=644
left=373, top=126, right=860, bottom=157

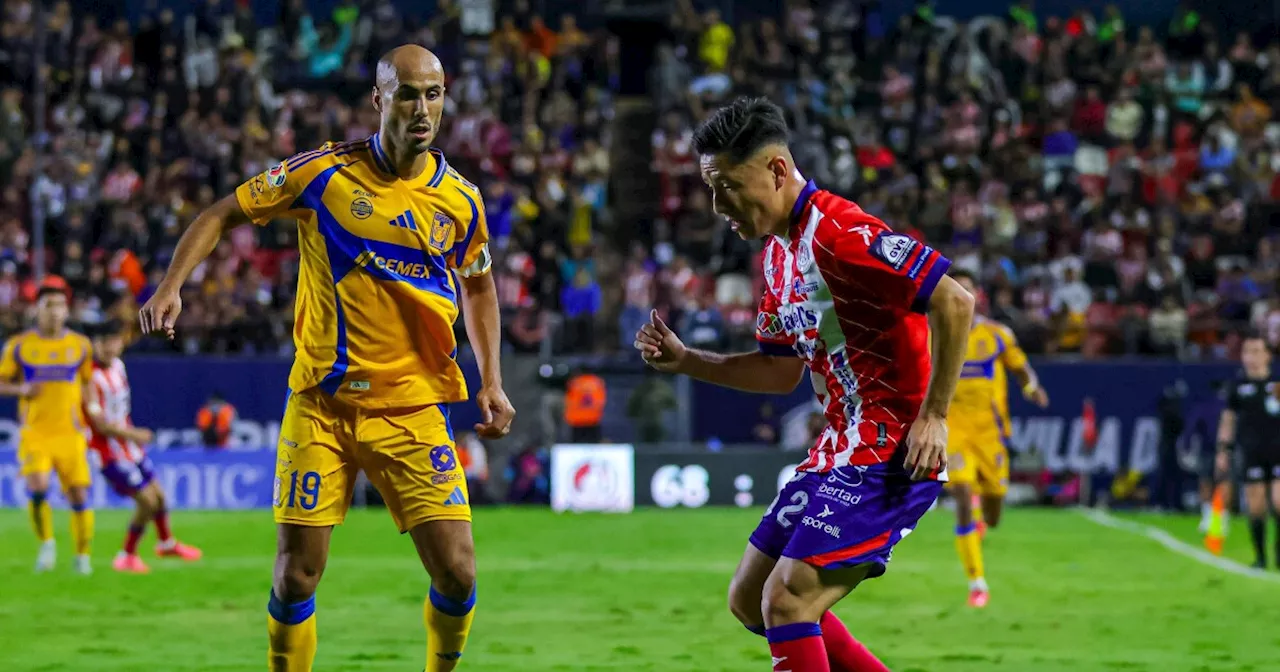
left=635, top=97, right=974, bottom=672
left=86, top=320, right=202, bottom=573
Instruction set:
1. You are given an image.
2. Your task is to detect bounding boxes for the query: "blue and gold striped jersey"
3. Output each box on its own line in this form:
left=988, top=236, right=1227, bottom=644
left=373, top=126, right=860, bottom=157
left=235, top=135, right=491, bottom=408
left=0, top=330, right=93, bottom=437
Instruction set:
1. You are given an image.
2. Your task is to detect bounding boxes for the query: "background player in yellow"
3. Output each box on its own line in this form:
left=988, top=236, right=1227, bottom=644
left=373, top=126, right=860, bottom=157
left=947, top=270, right=1049, bottom=608
left=139, top=45, right=514, bottom=672
left=0, top=286, right=98, bottom=574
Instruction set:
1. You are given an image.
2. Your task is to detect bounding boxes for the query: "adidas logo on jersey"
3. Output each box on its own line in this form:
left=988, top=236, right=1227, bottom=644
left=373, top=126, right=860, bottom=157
left=443, top=487, right=467, bottom=507
left=390, top=210, right=418, bottom=230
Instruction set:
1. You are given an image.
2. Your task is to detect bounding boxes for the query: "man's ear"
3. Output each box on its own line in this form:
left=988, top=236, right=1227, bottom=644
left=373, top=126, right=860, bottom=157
left=371, top=87, right=382, bottom=114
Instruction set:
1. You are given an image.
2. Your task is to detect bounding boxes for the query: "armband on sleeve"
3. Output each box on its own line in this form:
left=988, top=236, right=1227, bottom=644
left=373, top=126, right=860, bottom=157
left=456, top=243, right=492, bottom=278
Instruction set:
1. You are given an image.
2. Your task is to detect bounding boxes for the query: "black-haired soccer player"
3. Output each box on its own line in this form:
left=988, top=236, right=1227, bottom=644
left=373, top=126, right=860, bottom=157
left=85, top=319, right=202, bottom=573
left=634, top=96, right=974, bottom=672
left=140, top=44, right=514, bottom=672
left=945, top=269, right=1049, bottom=607
left=0, top=285, right=96, bottom=574
left=1216, top=333, right=1280, bottom=569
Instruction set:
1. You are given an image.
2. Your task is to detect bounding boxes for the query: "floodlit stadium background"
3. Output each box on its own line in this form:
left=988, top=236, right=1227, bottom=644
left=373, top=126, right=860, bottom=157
left=2, top=0, right=1280, bottom=669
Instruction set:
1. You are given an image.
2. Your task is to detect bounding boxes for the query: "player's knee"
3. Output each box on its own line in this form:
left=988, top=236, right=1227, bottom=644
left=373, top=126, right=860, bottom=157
left=65, top=488, right=88, bottom=507
left=760, top=574, right=806, bottom=625
left=26, top=490, right=47, bottom=506
left=275, top=556, right=325, bottom=602
left=433, top=554, right=477, bottom=600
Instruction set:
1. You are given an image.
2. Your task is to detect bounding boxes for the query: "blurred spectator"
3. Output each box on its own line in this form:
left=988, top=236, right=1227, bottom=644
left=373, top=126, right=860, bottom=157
left=457, top=431, right=491, bottom=506
left=626, top=368, right=677, bottom=443
left=564, top=368, right=606, bottom=444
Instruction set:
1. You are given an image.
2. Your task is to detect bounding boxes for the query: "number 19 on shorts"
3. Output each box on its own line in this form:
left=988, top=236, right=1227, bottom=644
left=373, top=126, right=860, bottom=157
left=275, top=470, right=322, bottom=510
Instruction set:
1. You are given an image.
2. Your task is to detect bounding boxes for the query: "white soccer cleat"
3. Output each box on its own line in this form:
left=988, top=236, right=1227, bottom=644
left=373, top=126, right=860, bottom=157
left=35, top=540, right=56, bottom=573
left=74, top=554, right=92, bottom=575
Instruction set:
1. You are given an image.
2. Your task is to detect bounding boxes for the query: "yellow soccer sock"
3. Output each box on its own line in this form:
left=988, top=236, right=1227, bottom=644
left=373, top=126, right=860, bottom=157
left=69, top=504, right=94, bottom=555
left=955, top=522, right=985, bottom=584
left=267, top=591, right=317, bottom=672
left=425, top=585, right=476, bottom=672
left=28, top=491, right=53, bottom=542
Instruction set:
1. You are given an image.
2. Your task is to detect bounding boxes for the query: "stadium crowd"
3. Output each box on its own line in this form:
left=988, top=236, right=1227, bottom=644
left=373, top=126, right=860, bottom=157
left=1, top=0, right=1279, bottom=360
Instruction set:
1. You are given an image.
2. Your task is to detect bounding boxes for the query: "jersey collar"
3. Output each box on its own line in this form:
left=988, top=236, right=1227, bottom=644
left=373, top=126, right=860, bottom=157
left=790, top=179, right=819, bottom=227
left=369, top=133, right=450, bottom=187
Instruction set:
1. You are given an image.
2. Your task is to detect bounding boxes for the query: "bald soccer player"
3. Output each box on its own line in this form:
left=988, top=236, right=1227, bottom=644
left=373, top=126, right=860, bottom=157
left=140, top=46, right=515, bottom=672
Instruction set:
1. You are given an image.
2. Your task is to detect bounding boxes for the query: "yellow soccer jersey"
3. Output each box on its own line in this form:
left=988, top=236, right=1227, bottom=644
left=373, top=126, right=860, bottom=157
left=953, top=317, right=1028, bottom=429
left=235, top=135, right=492, bottom=409
left=0, top=330, right=93, bottom=437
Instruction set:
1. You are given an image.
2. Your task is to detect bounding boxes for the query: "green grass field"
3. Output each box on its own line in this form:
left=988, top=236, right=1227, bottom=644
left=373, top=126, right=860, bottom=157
left=1, top=506, right=1277, bottom=671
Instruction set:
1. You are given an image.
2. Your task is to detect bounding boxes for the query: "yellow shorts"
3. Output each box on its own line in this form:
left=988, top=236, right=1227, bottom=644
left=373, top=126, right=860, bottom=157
left=946, top=421, right=1009, bottom=497
left=18, top=433, right=92, bottom=489
left=274, top=388, right=470, bottom=533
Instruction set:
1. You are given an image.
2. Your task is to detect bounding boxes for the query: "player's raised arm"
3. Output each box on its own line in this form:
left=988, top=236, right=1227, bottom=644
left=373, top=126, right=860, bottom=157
left=138, top=193, right=252, bottom=338
left=635, top=310, right=807, bottom=394
left=140, top=152, right=315, bottom=338
left=995, top=323, right=1049, bottom=408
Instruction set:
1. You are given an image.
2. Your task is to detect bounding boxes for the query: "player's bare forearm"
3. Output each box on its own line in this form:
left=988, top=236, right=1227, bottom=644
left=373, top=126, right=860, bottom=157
left=1217, top=409, right=1236, bottom=446
left=458, top=272, right=503, bottom=389
left=675, top=349, right=805, bottom=395
left=1013, top=365, right=1040, bottom=394
left=158, top=194, right=250, bottom=292
left=0, top=382, right=27, bottom=396
left=921, top=276, right=975, bottom=419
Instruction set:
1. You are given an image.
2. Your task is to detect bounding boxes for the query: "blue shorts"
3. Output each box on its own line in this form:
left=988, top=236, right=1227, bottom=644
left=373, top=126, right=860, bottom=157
left=749, top=461, right=942, bottom=577
left=101, top=456, right=156, bottom=497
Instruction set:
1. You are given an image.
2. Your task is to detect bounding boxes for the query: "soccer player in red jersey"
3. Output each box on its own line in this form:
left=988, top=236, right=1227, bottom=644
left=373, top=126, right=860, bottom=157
left=86, top=320, right=202, bottom=573
left=635, top=97, right=974, bottom=672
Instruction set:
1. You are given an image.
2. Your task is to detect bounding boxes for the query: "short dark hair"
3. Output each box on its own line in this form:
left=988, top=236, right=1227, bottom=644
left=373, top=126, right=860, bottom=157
left=949, top=268, right=978, bottom=284
left=36, top=285, right=66, bottom=302
left=89, top=319, right=124, bottom=338
left=691, top=96, right=790, bottom=163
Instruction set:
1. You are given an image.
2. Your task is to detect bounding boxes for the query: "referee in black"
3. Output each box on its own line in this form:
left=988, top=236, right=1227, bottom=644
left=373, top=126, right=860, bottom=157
left=1216, top=333, right=1280, bottom=569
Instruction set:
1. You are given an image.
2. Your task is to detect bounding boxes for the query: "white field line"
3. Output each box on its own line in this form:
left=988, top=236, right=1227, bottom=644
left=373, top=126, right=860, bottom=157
left=1078, top=508, right=1280, bottom=584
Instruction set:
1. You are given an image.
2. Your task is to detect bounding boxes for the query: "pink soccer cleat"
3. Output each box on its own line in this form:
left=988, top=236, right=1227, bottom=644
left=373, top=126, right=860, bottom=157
left=155, top=541, right=203, bottom=561
left=968, top=589, right=990, bottom=608
left=976, top=519, right=988, bottom=540
left=113, top=552, right=150, bottom=574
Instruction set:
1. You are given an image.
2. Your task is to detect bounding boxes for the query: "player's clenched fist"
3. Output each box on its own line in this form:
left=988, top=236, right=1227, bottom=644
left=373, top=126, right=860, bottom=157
left=635, top=309, right=686, bottom=373
left=138, top=288, right=182, bottom=340
left=905, top=413, right=949, bottom=481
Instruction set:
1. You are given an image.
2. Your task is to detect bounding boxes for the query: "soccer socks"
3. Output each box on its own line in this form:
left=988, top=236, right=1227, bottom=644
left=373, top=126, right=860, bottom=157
left=27, top=490, right=52, bottom=542
left=819, top=611, right=890, bottom=672
left=767, top=622, right=830, bottom=672
left=425, top=585, right=476, bottom=671
left=154, top=507, right=173, bottom=544
left=1250, top=517, right=1267, bottom=566
left=955, top=522, right=985, bottom=587
left=267, top=591, right=317, bottom=671
left=124, top=523, right=145, bottom=555
left=69, top=502, right=94, bottom=556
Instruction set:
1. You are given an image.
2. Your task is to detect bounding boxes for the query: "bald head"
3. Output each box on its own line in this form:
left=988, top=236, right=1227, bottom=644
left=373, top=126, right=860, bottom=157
left=372, top=44, right=446, bottom=158
left=375, top=45, right=443, bottom=90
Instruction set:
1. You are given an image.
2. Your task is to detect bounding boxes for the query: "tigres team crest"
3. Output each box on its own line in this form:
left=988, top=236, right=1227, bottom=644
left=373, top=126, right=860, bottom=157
left=429, top=212, right=454, bottom=252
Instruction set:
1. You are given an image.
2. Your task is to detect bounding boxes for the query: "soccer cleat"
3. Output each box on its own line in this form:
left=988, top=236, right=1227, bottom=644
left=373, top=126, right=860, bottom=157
left=74, top=554, right=92, bottom=575
left=156, top=540, right=203, bottom=561
left=975, top=519, right=988, bottom=540
left=112, top=552, right=150, bottom=573
left=967, top=588, right=990, bottom=608
left=35, top=540, right=56, bottom=573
